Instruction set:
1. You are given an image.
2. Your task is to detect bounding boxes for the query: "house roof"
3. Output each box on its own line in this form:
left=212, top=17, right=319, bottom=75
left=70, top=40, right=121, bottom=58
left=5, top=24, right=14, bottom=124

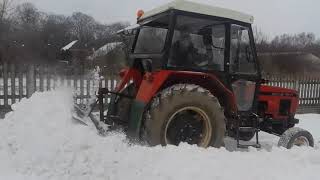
left=139, top=0, right=254, bottom=24
left=89, top=42, right=123, bottom=60
left=61, top=40, right=78, bottom=51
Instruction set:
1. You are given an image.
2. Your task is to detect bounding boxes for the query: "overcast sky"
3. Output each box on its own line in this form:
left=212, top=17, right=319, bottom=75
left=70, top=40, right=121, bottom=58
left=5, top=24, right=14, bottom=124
left=20, top=0, right=320, bottom=38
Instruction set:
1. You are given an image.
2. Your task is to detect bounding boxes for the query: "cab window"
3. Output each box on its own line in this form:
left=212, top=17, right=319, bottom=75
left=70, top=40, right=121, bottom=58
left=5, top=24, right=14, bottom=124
left=230, top=25, right=256, bottom=74
left=134, top=15, right=169, bottom=54
left=168, top=15, right=226, bottom=71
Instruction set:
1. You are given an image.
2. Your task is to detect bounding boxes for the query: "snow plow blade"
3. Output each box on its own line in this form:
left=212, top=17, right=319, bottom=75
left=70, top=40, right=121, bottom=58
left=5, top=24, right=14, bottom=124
left=72, top=104, right=90, bottom=126
left=73, top=102, right=109, bottom=136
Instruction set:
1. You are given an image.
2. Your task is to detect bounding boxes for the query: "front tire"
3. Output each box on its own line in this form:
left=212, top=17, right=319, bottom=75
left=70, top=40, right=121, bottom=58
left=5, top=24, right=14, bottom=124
left=142, top=84, right=226, bottom=148
left=278, top=127, right=314, bottom=149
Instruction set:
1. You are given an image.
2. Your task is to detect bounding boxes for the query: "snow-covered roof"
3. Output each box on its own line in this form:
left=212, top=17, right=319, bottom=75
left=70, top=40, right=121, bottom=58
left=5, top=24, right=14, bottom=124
left=140, top=0, right=254, bottom=24
left=61, top=40, right=78, bottom=51
left=89, top=42, right=123, bottom=59
left=117, top=24, right=140, bottom=34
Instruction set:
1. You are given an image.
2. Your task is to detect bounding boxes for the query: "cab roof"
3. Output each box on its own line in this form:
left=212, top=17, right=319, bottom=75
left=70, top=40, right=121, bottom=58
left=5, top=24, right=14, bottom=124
left=139, top=0, right=254, bottom=24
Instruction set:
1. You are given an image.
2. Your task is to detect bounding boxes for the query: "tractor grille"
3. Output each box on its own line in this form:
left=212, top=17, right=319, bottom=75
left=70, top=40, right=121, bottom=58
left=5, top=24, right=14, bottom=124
left=279, top=100, right=291, bottom=116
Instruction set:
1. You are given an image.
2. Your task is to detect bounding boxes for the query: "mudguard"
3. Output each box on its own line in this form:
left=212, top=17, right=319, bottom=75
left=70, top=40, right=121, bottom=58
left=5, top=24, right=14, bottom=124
left=123, top=70, right=236, bottom=137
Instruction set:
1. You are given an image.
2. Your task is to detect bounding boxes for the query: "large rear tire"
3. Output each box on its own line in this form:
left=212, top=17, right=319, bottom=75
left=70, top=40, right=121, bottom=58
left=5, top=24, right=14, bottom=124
left=142, top=84, right=226, bottom=148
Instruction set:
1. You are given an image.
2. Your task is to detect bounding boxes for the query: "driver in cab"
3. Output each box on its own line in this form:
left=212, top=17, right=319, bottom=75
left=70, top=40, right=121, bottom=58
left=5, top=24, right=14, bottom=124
left=170, top=28, right=205, bottom=68
left=170, top=27, right=219, bottom=69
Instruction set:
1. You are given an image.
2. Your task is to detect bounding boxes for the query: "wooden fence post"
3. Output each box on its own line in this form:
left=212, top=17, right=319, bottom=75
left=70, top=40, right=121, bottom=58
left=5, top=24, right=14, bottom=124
left=46, top=66, right=51, bottom=91
left=39, top=65, right=44, bottom=92
left=10, top=64, right=16, bottom=104
left=27, top=64, right=35, bottom=98
left=295, top=76, right=300, bottom=92
left=3, top=62, right=8, bottom=108
left=18, top=66, right=23, bottom=100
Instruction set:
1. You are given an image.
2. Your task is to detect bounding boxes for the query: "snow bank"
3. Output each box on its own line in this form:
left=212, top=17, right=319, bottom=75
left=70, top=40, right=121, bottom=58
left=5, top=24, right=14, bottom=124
left=0, top=89, right=320, bottom=180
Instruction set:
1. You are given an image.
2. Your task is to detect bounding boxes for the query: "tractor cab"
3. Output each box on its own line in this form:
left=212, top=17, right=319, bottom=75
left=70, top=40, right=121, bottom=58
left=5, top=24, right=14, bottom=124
left=128, top=0, right=260, bottom=115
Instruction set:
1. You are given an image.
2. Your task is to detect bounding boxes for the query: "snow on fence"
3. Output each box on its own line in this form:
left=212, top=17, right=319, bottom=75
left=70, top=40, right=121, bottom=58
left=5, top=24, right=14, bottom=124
left=1, top=62, right=320, bottom=114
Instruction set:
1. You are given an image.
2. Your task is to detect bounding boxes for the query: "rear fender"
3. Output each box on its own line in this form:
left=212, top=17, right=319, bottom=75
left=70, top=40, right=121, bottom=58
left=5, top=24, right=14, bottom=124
left=128, top=71, right=172, bottom=136
left=135, top=71, right=172, bottom=103
left=128, top=70, right=237, bottom=137
left=163, top=71, right=237, bottom=114
left=135, top=70, right=236, bottom=109
left=115, top=68, right=143, bottom=92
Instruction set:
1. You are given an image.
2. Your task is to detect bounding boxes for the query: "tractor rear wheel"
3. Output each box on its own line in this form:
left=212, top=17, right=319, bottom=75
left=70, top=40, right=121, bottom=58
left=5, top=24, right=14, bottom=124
left=142, top=84, right=226, bottom=148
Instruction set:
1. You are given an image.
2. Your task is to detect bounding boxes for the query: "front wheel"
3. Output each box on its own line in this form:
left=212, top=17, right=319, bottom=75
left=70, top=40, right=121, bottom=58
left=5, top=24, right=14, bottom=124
left=142, top=84, right=226, bottom=148
left=278, top=127, right=314, bottom=149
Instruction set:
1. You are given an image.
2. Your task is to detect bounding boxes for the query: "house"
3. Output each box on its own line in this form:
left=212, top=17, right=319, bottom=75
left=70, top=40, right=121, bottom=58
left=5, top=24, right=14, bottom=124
left=59, top=40, right=127, bottom=75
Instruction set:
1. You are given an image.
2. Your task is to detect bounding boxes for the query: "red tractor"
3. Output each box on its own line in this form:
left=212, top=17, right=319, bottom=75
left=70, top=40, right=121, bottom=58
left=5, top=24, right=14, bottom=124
left=78, top=0, right=314, bottom=149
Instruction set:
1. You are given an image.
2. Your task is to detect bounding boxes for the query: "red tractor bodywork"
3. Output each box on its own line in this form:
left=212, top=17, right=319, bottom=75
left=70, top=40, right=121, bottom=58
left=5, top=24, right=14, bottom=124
left=116, top=69, right=237, bottom=112
left=114, top=67, right=301, bottom=137
left=258, top=85, right=299, bottom=120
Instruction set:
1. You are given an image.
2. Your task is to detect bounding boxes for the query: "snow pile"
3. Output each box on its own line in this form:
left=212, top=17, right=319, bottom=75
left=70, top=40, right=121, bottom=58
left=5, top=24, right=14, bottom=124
left=0, top=89, right=320, bottom=180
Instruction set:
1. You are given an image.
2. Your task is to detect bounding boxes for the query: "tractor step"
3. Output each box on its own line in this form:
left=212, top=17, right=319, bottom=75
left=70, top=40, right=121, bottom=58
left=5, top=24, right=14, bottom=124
left=236, top=113, right=261, bottom=149
left=237, top=143, right=261, bottom=149
left=236, top=127, right=261, bottom=149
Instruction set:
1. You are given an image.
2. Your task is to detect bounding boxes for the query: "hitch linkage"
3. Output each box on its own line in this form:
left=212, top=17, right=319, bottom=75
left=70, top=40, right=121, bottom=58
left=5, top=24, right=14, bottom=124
left=97, top=87, right=134, bottom=125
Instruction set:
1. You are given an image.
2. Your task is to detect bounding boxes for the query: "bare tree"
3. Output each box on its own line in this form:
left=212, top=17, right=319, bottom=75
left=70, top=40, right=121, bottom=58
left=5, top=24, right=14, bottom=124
left=40, top=14, right=73, bottom=61
left=0, top=0, right=14, bottom=21
left=70, top=12, right=97, bottom=45
left=0, top=0, right=15, bottom=62
left=15, top=2, right=41, bottom=28
left=253, top=26, right=269, bottom=44
left=269, top=32, right=317, bottom=52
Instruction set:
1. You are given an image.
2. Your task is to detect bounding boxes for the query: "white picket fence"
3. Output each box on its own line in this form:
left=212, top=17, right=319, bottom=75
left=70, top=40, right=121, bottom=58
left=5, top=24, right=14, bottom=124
left=1, top=62, right=320, bottom=115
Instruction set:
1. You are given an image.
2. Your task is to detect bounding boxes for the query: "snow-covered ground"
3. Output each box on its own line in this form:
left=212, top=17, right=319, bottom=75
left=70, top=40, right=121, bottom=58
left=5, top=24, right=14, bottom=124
left=0, top=89, right=320, bottom=180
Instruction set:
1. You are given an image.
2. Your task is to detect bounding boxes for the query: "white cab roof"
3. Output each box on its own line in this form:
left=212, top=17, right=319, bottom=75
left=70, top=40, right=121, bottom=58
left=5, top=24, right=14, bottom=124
left=140, top=0, right=254, bottom=24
